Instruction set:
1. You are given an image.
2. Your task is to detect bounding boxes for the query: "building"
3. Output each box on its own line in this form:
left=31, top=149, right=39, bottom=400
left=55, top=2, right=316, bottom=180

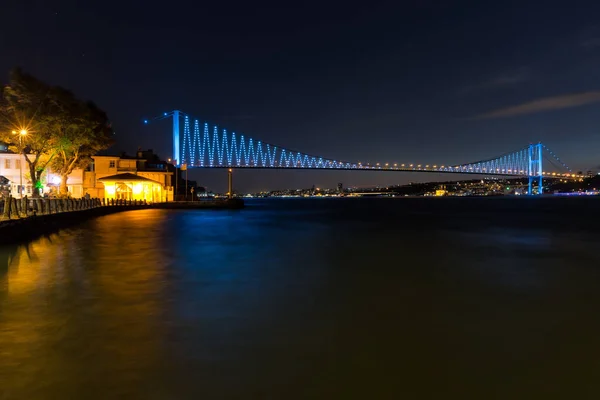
left=0, top=152, right=37, bottom=197
left=97, top=173, right=166, bottom=202
left=0, top=148, right=174, bottom=202
left=83, top=151, right=174, bottom=201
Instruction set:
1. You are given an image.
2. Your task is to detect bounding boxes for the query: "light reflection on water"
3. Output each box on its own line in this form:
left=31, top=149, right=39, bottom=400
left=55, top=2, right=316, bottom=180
left=1, top=198, right=600, bottom=398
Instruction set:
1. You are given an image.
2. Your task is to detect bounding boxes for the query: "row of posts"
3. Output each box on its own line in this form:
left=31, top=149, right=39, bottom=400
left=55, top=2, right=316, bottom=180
left=1, top=195, right=148, bottom=220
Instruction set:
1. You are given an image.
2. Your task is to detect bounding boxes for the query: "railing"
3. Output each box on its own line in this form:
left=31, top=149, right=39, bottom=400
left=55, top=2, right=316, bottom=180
left=0, top=196, right=148, bottom=220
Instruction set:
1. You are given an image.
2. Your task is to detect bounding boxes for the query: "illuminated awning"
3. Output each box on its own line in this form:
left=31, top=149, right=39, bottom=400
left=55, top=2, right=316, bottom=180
left=97, top=173, right=160, bottom=184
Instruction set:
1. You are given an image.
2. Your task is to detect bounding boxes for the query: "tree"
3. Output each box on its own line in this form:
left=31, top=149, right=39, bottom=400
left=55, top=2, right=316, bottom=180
left=0, top=68, right=56, bottom=197
left=0, top=68, right=114, bottom=197
left=48, top=88, right=114, bottom=196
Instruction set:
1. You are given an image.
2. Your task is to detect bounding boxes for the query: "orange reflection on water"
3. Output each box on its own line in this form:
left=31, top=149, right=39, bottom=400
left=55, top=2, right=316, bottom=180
left=0, top=209, right=173, bottom=398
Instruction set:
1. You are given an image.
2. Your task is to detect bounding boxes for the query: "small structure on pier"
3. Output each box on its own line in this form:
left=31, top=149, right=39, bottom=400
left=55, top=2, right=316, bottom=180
left=98, top=173, right=164, bottom=203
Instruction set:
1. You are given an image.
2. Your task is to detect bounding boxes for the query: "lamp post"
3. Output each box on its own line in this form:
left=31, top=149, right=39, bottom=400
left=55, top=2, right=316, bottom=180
left=228, top=168, right=233, bottom=199
left=12, top=129, right=27, bottom=198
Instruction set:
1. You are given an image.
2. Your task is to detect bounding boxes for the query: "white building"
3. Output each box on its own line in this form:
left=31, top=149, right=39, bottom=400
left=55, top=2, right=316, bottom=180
left=0, top=151, right=37, bottom=197
left=0, top=149, right=174, bottom=202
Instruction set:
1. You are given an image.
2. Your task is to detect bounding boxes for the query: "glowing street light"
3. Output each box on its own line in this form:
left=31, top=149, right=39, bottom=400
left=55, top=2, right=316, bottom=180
left=12, top=129, right=27, bottom=198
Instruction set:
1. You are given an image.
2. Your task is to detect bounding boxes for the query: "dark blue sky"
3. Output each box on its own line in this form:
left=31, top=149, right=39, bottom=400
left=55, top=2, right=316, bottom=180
left=2, top=0, right=600, bottom=192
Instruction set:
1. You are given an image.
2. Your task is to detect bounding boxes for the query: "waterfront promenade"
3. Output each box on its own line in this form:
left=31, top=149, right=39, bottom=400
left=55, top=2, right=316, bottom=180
left=0, top=195, right=146, bottom=221
left=0, top=196, right=150, bottom=244
left=0, top=196, right=244, bottom=244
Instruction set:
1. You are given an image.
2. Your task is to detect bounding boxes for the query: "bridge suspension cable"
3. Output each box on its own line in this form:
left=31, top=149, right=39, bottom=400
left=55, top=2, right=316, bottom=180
left=144, top=110, right=573, bottom=180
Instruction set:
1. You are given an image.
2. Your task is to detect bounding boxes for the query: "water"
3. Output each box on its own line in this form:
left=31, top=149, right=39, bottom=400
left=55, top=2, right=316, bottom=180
left=1, top=197, right=600, bottom=399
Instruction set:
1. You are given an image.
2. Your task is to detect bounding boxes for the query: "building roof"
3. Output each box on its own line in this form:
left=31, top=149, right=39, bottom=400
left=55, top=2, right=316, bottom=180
left=97, top=173, right=160, bottom=183
left=93, top=154, right=138, bottom=160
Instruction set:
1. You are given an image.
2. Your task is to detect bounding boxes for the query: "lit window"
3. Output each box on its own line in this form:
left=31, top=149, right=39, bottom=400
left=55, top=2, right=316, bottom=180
left=15, top=159, right=20, bottom=169
left=5, top=159, right=10, bottom=169
left=109, top=160, right=116, bottom=168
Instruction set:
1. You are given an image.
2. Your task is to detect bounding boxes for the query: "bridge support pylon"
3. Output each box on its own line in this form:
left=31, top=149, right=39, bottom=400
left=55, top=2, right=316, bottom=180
left=172, top=110, right=180, bottom=167
left=527, top=143, right=543, bottom=195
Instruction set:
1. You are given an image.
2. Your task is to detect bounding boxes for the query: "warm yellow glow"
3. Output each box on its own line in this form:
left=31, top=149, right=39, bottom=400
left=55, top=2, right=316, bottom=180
left=101, top=180, right=163, bottom=202
left=133, top=183, right=143, bottom=195
left=20, top=129, right=27, bottom=136
left=105, top=184, right=116, bottom=196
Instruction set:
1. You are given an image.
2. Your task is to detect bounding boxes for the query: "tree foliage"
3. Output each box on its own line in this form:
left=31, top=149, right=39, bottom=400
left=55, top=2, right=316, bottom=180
left=0, top=68, right=56, bottom=197
left=0, top=67, right=113, bottom=197
left=48, top=88, right=113, bottom=195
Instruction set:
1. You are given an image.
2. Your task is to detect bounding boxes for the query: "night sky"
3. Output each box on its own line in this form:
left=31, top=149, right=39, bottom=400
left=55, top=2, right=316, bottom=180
left=2, top=0, right=600, bottom=192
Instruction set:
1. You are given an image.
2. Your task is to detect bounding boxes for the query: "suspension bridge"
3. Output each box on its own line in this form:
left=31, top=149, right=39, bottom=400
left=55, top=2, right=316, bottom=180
left=145, top=110, right=574, bottom=195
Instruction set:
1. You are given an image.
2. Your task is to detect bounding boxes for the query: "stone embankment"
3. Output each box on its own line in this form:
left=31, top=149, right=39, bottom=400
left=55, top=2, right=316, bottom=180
left=0, top=196, right=150, bottom=244
left=0, top=196, right=245, bottom=245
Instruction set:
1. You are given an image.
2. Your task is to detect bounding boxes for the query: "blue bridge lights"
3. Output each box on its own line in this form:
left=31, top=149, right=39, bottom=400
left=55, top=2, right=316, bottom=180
left=144, top=110, right=574, bottom=194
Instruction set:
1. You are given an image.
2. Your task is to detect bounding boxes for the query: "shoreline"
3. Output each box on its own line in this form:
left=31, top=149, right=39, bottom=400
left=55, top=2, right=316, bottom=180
left=0, top=198, right=245, bottom=245
left=0, top=205, right=150, bottom=245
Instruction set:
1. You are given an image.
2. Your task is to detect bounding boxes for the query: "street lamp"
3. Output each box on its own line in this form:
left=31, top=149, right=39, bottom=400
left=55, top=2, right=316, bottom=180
left=12, top=129, right=27, bottom=198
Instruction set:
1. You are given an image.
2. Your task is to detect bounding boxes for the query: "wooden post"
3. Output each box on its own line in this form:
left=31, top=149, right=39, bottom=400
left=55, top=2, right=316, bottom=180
left=3, top=195, right=12, bottom=219
left=14, top=197, right=21, bottom=217
left=21, top=195, right=27, bottom=217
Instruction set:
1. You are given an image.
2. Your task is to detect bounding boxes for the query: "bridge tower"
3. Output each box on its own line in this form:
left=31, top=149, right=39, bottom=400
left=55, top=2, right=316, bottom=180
left=172, top=110, right=180, bottom=167
left=527, top=143, right=543, bottom=195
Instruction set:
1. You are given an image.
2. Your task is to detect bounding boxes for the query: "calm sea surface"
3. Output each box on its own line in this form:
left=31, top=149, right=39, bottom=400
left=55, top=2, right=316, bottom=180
left=1, top=197, right=600, bottom=399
